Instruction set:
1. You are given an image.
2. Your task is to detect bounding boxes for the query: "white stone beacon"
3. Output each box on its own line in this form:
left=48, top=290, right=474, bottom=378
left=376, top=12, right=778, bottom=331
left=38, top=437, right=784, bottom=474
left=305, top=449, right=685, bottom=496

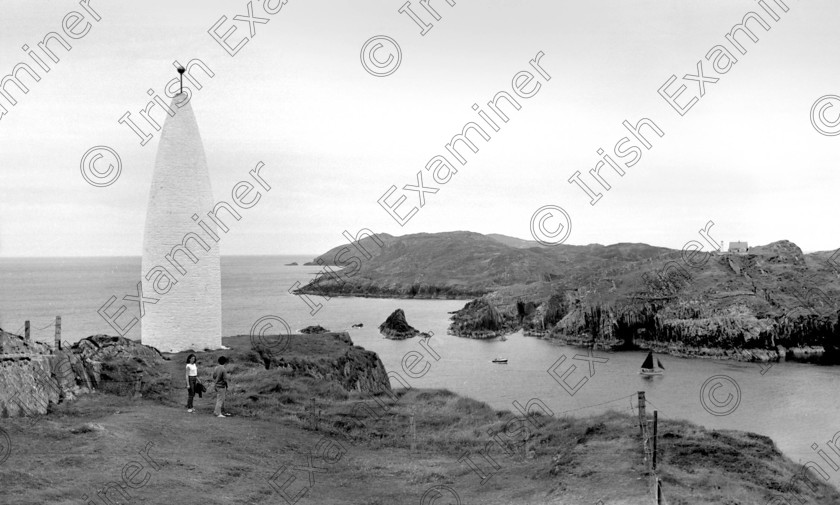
left=141, top=93, right=222, bottom=353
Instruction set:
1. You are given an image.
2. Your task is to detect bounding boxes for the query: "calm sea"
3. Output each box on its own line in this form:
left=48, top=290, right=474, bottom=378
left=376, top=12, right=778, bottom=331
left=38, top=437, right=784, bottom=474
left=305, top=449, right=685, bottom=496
left=2, top=256, right=839, bottom=488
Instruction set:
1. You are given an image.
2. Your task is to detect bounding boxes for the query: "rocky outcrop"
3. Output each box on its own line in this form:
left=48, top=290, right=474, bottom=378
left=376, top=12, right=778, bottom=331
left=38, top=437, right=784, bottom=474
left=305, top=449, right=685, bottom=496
left=0, top=330, right=52, bottom=355
left=379, top=309, right=419, bottom=340
left=300, top=325, right=329, bottom=334
left=256, top=332, right=392, bottom=393
left=0, top=329, right=95, bottom=417
left=0, top=330, right=168, bottom=418
left=449, top=298, right=511, bottom=339
left=71, top=335, right=164, bottom=363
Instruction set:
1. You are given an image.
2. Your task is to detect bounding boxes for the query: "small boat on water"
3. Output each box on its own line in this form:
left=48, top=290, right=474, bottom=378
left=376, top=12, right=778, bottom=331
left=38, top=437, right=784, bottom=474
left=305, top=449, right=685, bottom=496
left=639, top=351, right=664, bottom=376
left=492, top=357, right=508, bottom=364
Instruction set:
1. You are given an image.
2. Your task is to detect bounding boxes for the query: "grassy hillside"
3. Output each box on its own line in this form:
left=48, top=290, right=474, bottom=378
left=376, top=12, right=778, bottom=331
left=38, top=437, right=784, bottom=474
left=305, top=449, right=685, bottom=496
left=1, top=333, right=837, bottom=504
left=296, top=231, right=669, bottom=299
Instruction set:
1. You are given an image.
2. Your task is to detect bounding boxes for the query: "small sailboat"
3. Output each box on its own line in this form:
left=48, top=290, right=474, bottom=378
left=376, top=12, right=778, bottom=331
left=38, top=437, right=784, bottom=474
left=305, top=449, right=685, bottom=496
left=492, top=357, right=508, bottom=364
left=639, top=351, right=664, bottom=376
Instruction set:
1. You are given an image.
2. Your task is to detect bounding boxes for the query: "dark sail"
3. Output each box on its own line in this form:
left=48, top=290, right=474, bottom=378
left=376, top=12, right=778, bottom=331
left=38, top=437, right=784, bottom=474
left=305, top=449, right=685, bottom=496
left=641, top=351, right=655, bottom=369
left=657, top=358, right=665, bottom=370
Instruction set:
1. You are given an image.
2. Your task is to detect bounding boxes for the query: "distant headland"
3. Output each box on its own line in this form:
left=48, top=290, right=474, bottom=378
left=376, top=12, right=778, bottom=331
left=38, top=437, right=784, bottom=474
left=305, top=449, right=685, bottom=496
left=295, top=230, right=840, bottom=364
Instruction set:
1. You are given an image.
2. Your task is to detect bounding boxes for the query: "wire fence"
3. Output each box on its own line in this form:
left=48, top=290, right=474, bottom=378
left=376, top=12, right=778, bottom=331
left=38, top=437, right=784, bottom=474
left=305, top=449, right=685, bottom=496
left=636, top=392, right=666, bottom=505
left=8, top=318, right=60, bottom=345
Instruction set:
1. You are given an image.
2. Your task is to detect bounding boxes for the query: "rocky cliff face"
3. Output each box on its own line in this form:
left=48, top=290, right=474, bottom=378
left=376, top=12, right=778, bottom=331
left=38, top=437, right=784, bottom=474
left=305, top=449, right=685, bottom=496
left=448, top=240, right=840, bottom=363
left=0, top=330, right=95, bottom=417
left=0, top=330, right=168, bottom=418
left=449, top=298, right=512, bottom=339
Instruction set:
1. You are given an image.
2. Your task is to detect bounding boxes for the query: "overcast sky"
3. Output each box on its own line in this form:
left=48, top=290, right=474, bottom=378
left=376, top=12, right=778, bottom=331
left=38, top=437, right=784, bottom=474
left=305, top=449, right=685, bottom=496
left=1, top=0, right=838, bottom=257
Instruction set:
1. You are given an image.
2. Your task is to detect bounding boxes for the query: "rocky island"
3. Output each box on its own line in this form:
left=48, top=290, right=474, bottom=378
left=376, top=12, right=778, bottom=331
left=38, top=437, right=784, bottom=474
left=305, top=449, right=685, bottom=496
left=299, top=325, right=329, bottom=334
left=378, top=309, right=419, bottom=339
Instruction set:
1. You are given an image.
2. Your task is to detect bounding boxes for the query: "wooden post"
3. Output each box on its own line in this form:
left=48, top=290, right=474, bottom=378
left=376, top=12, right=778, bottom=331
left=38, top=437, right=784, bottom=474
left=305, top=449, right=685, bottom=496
left=656, top=477, right=662, bottom=504
left=24, top=321, right=30, bottom=341
left=637, top=391, right=646, bottom=433
left=410, top=409, right=416, bottom=452
left=54, top=316, right=61, bottom=350
left=653, top=410, right=658, bottom=471
left=133, top=370, right=143, bottom=398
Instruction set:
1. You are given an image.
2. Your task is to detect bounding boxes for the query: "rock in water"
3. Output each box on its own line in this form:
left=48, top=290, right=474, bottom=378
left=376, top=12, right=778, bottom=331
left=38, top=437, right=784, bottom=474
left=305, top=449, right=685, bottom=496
left=379, top=309, right=419, bottom=339
left=141, top=94, right=222, bottom=353
left=300, top=325, right=329, bottom=334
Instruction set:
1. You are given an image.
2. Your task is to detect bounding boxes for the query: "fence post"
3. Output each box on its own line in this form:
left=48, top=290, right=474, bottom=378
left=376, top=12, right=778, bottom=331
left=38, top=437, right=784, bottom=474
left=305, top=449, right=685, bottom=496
left=410, top=408, right=416, bottom=452
left=638, top=391, right=646, bottom=433
left=24, top=321, right=30, bottom=341
left=653, top=410, right=658, bottom=471
left=54, top=316, right=62, bottom=350
left=133, top=370, right=143, bottom=398
left=656, top=477, right=662, bottom=504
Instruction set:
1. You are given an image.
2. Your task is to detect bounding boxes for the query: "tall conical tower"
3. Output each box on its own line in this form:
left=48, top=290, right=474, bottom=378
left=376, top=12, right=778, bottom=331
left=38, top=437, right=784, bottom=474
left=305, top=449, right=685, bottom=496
left=141, top=94, right=222, bottom=352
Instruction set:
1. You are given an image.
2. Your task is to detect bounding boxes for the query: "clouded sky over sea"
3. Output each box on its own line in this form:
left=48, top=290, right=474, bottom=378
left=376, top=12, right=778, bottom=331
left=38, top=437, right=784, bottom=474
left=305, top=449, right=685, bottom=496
left=1, top=0, right=838, bottom=256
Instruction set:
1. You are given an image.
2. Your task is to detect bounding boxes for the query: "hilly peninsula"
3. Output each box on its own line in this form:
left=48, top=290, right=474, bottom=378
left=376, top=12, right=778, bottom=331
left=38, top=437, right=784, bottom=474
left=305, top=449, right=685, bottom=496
left=295, top=231, right=840, bottom=363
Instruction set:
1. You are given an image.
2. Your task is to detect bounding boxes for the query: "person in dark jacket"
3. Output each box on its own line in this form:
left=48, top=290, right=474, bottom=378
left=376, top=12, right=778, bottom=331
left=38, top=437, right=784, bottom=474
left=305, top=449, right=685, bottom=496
left=212, top=356, right=230, bottom=417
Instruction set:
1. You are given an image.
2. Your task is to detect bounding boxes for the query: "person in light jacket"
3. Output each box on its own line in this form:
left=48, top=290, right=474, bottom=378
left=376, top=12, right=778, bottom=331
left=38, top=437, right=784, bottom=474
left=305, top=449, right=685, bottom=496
left=185, top=354, right=198, bottom=413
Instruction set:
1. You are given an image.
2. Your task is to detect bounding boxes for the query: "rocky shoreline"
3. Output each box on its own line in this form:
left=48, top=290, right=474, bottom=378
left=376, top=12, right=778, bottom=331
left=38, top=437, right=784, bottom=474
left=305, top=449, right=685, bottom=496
left=523, top=329, right=828, bottom=363
left=292, top=275, right=487, bottom=300
left=293, top=286, right=479, bottom=300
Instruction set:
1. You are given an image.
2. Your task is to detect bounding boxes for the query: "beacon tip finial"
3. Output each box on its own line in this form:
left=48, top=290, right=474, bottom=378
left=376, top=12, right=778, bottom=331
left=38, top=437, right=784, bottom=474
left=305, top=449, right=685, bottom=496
left=177, top=66, right=186, bottom=94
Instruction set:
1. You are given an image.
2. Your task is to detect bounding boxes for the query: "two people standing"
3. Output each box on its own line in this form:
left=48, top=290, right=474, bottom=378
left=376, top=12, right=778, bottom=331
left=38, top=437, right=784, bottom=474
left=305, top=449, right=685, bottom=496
left=185, top=354, right=230, bottom=417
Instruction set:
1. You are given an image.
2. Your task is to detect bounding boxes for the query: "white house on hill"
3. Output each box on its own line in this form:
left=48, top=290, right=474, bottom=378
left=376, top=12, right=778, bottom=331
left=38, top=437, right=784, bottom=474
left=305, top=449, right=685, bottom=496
left=728, top=241, right=749, bottom=253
